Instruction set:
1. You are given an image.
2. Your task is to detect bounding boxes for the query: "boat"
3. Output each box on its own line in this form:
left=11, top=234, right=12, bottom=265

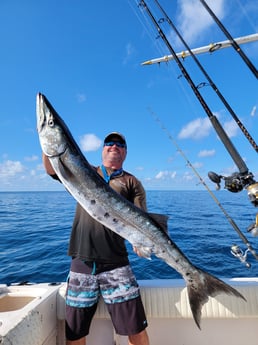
left=1, top=2, right=258, bottom=345
left=1, top=278, right=258, bottom=345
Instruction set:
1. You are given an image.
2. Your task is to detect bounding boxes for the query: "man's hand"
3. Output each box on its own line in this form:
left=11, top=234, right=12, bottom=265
left=133, top=246, right=144, bottom=257
left=42, top=153, right=56, bottom=175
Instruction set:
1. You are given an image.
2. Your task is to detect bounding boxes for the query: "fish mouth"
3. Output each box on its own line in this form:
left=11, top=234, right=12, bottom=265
left=36, top=92, right=69, bottom=158
left=36, top=93, right=46, bottom=133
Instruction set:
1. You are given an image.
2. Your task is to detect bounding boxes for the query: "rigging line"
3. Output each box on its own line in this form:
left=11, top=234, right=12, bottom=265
left=199, top=0, right=258, bottom=79
left=148, top=107, right=258, bottom=260
left=139, top=0, right=250, bottom=175
left=129, top=0, right=156, bottom=45
left=153, top=0, right=258, bottom=153
left=132, top=0, right=192, bottom=96
left=130, top=0, right=168, bottom=60
left=235, top=0, right=257, bottom=32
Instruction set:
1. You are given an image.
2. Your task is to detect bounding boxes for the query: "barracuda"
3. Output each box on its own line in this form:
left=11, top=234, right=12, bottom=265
left=36, top=93, right=246, bottom=329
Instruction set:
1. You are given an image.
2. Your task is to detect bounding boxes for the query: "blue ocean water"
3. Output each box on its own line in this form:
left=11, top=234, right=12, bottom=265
left=0, top=190, right=258, bottom=285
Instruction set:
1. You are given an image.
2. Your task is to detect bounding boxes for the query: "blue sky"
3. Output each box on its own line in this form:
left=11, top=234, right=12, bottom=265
left=0, top=0, right=257, bottom=192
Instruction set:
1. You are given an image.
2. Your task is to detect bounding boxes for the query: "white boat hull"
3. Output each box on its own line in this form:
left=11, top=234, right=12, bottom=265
left=1, top=278, right=258, bottom=345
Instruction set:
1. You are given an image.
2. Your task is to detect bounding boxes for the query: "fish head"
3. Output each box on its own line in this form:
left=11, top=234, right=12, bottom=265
left=36, top=93, right=68, bottom=157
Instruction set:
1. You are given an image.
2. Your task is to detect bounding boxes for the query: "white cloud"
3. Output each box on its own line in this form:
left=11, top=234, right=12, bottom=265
left=80, top=134, right=102, bottom=152
left=176, top=0, right=225, bottom=45
left=251, top=105, right=257, bottom=117
left=198, top=149, right=215, bottom=157
left=182, top=171, right=194, bottom=181
left=24, top=155, right=38, bottom=162
left=192, top=161, right=203, bottom=169
left=178, top=117, right=212, bottom=139
left=155, top=170, right=177, bottom=180
left=0, top=160, right=24, bottom=178
left=223, top=119, right=238, bottom=138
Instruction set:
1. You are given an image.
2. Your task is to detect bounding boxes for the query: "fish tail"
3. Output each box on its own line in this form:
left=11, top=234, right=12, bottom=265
left=187, top=269, right=246, bottom=329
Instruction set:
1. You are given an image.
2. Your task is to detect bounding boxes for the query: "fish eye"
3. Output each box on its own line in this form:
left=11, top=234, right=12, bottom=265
left=48, top=115, right=55, bottom=127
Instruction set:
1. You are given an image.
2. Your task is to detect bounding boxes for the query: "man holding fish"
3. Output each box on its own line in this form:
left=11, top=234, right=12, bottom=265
left=42, top=132, right=150, bottom=345
left=38, top=93, right=245, bottom=345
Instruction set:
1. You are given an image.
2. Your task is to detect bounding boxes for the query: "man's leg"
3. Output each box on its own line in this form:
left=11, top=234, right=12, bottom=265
left=101, top=266, right=149, bottom=343
left=66, top=337, right=86, bottom=345
left=66, top=259, right=99, bottom=343
left=128, top=329, right=149, bottom=345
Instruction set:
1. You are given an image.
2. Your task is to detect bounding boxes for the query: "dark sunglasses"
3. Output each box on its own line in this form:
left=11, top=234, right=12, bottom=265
left=104, top=141, right=126, bottom=148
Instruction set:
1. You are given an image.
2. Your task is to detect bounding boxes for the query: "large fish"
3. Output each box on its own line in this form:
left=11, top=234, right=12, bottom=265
left=36, top=93, right=245, bottom=329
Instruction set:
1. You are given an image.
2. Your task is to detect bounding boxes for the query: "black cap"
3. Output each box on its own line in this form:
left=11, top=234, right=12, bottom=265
left=104, top=132, right=127, bottom=147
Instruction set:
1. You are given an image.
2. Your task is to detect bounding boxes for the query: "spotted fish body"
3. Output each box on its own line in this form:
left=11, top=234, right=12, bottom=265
left=36, top=93, right=245, bottom=329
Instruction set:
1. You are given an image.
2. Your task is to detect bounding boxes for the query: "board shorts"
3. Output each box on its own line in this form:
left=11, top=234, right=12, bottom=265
left=65, top=258, right=148, bottom=341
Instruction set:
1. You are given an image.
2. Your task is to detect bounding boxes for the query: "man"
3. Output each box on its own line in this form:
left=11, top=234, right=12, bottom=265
left=42, top=132, right=150, bottom=345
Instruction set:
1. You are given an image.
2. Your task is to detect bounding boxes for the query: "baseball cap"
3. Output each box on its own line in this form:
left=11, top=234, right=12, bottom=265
left=104, top=132, right=127, bottom=147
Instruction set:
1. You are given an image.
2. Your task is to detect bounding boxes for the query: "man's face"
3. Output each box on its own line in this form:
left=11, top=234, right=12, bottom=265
left=102, top=139, right=127, bottom=168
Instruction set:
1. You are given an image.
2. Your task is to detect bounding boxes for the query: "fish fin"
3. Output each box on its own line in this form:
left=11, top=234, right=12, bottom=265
left=148, top=213, right=169, bottom=233
left=187, top=269, right=246, bottom=329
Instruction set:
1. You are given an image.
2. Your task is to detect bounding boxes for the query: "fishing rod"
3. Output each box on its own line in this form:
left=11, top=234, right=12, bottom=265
left=148, top=107, right=258, bottom=267
left=138, top=0, right=256, bottom=193
left=199, top=0, right=258, bottom=79
left=141, top=33, right=258, bottom=65
left=151, top=0, right=258, bottom=153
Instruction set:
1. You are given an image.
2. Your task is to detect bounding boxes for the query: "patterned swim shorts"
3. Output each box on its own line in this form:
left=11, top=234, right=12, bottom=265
left=66, top=260, right=140, bottom=308
left=65, top=259, right=148, bottom=339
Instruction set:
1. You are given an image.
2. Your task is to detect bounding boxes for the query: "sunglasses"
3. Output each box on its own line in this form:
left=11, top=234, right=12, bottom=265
left=104, top=141, right=126, bottom=148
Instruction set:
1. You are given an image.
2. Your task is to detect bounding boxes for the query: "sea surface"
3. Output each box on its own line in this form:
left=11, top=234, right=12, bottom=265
left=1, top=190, right=258, bottom=285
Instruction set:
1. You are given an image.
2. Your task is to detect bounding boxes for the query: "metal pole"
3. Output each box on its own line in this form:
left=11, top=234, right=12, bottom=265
left=141, top=33, right=258, bottom=65
left=199, top=0, right=258, bottom=79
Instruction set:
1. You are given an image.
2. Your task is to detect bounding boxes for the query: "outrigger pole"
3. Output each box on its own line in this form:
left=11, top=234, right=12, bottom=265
left=141, top=33, right=258, bottom=65
left=139, top=0, right=256, bottom=191
left=199, top=0, right=258, bottom=79
left=148, top=0, right=258, bottom=154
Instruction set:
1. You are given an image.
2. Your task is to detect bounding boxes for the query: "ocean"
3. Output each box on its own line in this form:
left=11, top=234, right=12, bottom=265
left=1, top=190, right=258, bottom=286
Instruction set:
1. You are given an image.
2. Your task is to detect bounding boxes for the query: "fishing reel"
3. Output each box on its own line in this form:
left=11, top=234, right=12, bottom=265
left=209, top=172, right=258, bottom=236
left=230, top=244, right=251, bottom=268
left=208, top=171, right=256, bottom=193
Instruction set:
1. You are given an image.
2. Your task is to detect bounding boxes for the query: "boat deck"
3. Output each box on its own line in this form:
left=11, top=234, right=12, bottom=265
left=58, top=278, right=258, bottom=345
left=1, top=278, right=258, bottom=345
